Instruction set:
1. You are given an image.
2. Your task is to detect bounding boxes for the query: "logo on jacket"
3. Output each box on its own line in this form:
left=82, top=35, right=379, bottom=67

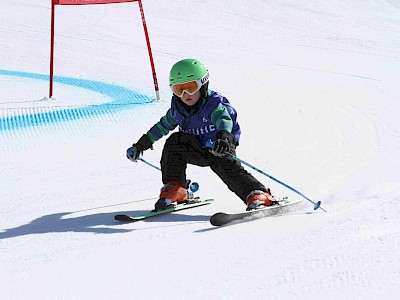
left=180, top=125, right=216, bottom=136
left=202, top=117, right=208, bottom=123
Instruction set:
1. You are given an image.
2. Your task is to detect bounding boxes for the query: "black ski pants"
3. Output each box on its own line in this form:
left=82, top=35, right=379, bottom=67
left=161, top=132, right=268, bottom=203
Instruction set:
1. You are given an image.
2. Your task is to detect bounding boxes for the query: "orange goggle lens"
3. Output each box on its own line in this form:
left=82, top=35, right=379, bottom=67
left=171, top=80, right=201, bottom=97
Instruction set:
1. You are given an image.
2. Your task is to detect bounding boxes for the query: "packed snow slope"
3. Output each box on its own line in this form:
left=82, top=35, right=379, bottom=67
left=1, top=1, right=399, bottom=299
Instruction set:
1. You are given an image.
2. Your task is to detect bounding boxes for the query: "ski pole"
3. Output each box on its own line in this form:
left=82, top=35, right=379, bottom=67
left=136, top=157, right=200, bottom=192
left=138, top=157, right=161, bottom=171
left=206, top=140, right=326, bottom=212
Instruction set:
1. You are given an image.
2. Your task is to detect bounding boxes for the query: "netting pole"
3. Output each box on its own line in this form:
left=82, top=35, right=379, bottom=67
left=49, top=1, right=56, bottom=98
left=138, top=0, right=160, bottom=100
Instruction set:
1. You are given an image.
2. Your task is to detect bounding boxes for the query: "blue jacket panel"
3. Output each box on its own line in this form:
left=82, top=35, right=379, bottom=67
left=147, top=90, right=241, bottom=148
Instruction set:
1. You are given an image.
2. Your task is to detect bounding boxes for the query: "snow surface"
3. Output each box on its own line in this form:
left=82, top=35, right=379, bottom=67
left=1, top=0, right=400, bottom=299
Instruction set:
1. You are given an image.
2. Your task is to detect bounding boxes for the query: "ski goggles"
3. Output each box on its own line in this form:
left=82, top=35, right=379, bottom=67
left=170, top=80, right=203, bottom=97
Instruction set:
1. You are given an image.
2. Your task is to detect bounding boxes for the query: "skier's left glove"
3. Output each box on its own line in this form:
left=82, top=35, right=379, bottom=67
left=126, top=134, right=153, bottom=162
left=210, top=130, right=235, bottom=157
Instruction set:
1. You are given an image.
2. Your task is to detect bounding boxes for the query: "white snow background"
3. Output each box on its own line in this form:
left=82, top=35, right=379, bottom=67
left=1, top=0, right=400, bottom=299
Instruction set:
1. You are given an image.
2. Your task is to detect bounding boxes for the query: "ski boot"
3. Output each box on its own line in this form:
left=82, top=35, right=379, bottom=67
left=154, top=181, right=188, bottom=211
left=246, top=189, right=275, bottom=211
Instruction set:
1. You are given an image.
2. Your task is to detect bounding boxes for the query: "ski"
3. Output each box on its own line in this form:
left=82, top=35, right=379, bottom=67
left=114, top=198, right=214, bottom=222
left=210, top=198, right=303, bottom=226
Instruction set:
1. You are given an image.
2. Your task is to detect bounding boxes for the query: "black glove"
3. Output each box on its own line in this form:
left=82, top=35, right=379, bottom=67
left=210, top=130, right=235, bottom=157
left=126, top=134, right=153, bottom=162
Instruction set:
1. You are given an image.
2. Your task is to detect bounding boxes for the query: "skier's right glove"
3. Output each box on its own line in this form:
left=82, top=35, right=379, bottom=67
left=210, top=130, right=235, bottom=157
left=126, top=134, right=153, bottom=162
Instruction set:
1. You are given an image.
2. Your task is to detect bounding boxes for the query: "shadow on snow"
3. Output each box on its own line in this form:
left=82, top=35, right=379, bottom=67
left=0, top=210, right=211, bottom=239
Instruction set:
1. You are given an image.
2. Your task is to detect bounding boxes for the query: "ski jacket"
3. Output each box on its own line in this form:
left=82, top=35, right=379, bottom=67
left=146, top=90, right=241, bottom=148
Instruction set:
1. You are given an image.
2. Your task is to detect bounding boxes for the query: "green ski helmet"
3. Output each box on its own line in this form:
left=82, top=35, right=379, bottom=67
left=169, top=58, right=209, bottom=97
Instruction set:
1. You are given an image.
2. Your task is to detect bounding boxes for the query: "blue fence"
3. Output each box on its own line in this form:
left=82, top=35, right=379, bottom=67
left=0, top=69, right=153, bottom=131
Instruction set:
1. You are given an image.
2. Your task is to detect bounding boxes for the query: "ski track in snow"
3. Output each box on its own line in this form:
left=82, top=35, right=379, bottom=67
left=1, top=1, right=400, bottom=299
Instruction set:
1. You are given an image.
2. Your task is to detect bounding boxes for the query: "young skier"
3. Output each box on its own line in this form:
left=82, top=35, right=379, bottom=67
left=126, top=58, right=275, bottom=211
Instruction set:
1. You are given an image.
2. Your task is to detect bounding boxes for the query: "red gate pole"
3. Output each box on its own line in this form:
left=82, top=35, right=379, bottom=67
left=49, top=1, right=56, bottom=98
left=138, top=0, right=160, bottom=100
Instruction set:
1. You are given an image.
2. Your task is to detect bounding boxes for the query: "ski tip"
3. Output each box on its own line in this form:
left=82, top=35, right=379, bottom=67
left=210, top=212, right=229, bottom=227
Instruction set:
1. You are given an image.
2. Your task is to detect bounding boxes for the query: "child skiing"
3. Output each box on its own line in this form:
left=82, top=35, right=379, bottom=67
left=126, top=58, right=275, bottom=211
